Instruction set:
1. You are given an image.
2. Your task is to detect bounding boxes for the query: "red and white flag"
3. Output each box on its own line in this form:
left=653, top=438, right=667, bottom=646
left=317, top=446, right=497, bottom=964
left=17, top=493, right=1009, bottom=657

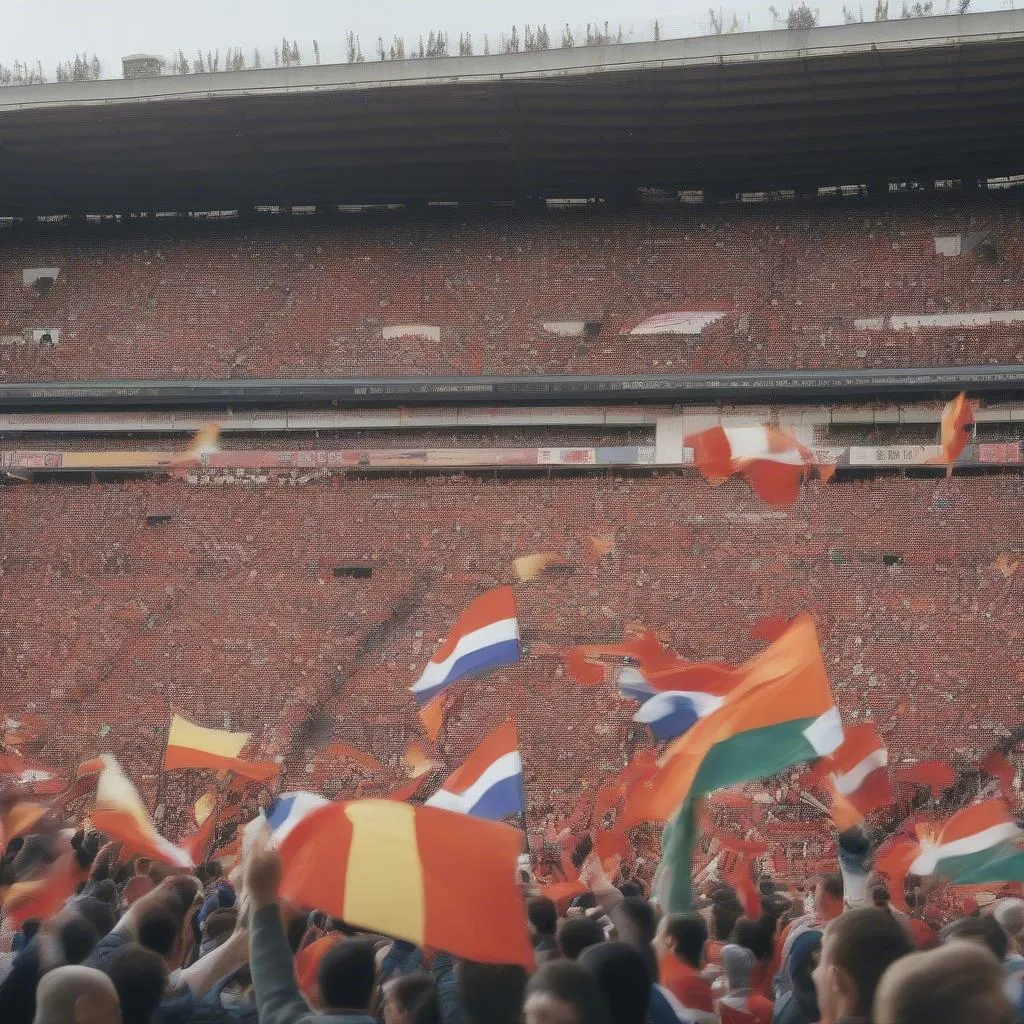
left=824, top=722, right=891, bottom=816
left=686, top=425, right=834, bottom=506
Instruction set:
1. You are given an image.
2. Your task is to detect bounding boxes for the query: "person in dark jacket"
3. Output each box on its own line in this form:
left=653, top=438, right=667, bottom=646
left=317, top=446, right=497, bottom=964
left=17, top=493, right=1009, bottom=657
left=244, top=842, right=376, bottom=1024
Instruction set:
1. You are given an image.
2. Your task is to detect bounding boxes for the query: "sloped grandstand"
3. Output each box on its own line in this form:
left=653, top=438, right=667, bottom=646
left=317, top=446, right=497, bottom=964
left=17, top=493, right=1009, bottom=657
left=2, top=13, right=1024, bottom=868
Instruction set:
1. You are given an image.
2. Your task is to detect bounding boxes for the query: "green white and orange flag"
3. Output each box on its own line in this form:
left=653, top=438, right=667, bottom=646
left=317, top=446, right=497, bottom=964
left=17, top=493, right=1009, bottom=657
left=623, top=614, right=843, bottom=911
left=277, top=798, right=534, bottom=967
left=909, top=799, right=1024, bottom=885
left=163, top=714, right=279, bottom=781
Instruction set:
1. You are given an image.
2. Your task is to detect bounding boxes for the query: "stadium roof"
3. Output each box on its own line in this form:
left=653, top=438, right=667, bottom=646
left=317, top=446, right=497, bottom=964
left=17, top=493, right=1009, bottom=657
left=2, top=11, right=1024, bottom=214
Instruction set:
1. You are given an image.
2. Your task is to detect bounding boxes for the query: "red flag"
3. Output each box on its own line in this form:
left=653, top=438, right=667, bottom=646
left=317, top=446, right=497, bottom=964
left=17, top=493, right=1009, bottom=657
left=686, top=425, right=834, bottom=506
left=895, top=761, right=955, bottom=797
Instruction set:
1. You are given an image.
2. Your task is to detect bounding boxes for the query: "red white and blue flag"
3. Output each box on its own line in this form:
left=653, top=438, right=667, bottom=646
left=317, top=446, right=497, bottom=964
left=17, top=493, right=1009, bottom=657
left=264, top=791, right=329, bottom=845
left=633, top=690, right=727, bottom=743
left=410, top=587, right=521, bottom=710
left=425, top=722, right=525, bottom=821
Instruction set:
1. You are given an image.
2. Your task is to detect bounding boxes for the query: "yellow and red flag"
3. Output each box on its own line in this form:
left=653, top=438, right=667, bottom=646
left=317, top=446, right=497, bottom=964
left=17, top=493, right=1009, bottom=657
left=278, top=798, right=533, bottom=967
left=163, top=714, right=279, bottom=781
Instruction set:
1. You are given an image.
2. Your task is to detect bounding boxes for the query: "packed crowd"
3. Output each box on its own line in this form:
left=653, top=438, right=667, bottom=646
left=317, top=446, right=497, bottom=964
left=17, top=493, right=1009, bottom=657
left=1, top=471, right=1021, bottom=848
left=2, top=825, right=1022, bottom=1024
left=3, top=196, right=1024, bottom=381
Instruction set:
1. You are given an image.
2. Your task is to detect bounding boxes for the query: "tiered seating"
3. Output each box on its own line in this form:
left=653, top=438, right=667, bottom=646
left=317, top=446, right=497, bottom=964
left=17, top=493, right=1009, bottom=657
left=1, top=472, right=1017, bottom=840
left=3, top=195, right=1024, bottom=381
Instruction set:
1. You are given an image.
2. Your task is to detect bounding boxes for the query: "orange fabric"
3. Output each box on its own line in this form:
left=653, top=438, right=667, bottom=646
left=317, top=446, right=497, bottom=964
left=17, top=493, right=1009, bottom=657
left=163, top=745, right=279, bottom=780
left=624, top=614, right=835, bottom=825
left=415, top=804, right=534, bottom=967
left=2, top=853, right=85, bottom=928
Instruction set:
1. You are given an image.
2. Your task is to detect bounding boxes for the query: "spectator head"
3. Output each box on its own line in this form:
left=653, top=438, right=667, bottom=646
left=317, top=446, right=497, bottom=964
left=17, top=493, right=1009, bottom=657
left=732, top=917, right=774, bottom=962
left=940, top=916, right=1009, bottom=962
left=608, top=898, right=658, bottom=979
left=654, top=913, right=707, bottom=970
left=456, top=961, right=528, bottom=1024
left=159, top=875, right=201, bottom=918
left=34, top=964, right=121, bottom=1024
left=122, top=875, right=153, bottom=907
left=872, top=885, right=893, bottom=911
left=617, top=882, right=644, bottom=900
left=101, top=943, right=166, bottom=1024
left=580, top=941, right=651, bottom=1024
left=721, top=943, right=755, bottom=994
left=524, top=960, right=613, bottom=1024
left=89, top=878, right=119, bottom=909
left=74, top=896, right=116, bottom=940
left=815, top=874, right=845, bottom=920
left=557, top=915, right=606, bottom=960
left=527, top=896, right=558, bottom=939
left=993, top=899, right=1024, bottom=942
left=382, top=971, right=439, bottom=1024
left=135, top=902, right=179, bottom=962
left=200, top=907, right=238, bottom=949
left=814, top=908, right=914, bottom=1024
left=58, top=914, right=101, bottom=965
left=318, top=937, right=378, bottom=1012
left=874, top=942, right=1013, bottom=1024
left=711, top=898, right=744, bottom=941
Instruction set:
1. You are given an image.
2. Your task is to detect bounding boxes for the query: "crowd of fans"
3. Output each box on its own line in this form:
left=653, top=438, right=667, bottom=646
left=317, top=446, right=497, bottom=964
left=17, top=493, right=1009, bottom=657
left=2, top=828, right=1023, bottom=1024
left=1, top=470, right=1021, bottom=845
left=2, top=195, right=1024, bottom=381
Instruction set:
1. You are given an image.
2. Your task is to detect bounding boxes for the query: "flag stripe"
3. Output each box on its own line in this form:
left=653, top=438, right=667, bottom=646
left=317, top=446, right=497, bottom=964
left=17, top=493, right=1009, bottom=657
left=910, top=821, right=1023, bottom=875
left=415, top=804, right=534, bottom=966
left=634, top=691, right=726, bottom=742
left=411, top=622, right=520, bottom=705
left=428, top=766, right=525, bottom=820
left=343, top=801, right=426, bottom=945
left=834, top=748, right=888, bottom=796
left=163, top=745, right=279, bottom=779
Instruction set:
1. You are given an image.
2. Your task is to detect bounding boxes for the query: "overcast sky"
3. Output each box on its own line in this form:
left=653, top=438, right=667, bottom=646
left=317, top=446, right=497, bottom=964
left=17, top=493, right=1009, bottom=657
left=3, top=0, right=1011, bottom=72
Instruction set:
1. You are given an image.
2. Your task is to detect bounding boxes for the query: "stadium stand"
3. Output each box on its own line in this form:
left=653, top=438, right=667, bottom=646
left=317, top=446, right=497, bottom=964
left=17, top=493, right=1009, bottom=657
left=3, top=195, right=1024, bottom=382
left=1, top=472, right=1019, bottom=844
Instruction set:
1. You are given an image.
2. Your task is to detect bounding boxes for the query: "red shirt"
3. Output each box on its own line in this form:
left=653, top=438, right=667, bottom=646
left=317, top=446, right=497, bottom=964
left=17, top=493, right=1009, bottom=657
left=659, top=953, right=714, bottom=1017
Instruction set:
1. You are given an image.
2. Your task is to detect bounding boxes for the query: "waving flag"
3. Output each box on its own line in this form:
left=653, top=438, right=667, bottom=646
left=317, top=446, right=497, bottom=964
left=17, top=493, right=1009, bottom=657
left=930, top=392, right=974, bottom=469
left=633, top=690, right=727, bottom=743
left=816, top=722, right=891, bottom=817
left=278, top=798, right=533, bottom=966
left=264, top=791, right=329, bottom=845
left=0, top=753, right=65, bottom=795
left=686, top=425, right=834, bottom=506
left=163, top=713, right=279, bottom=781
left=91, top=757, right=193, bottom=868
left=910, top=800, right=1024, bottom=884
left=411, top=588, right=520, bottom=738
left=625, top=615, right=842, bottom=911
left=425, top=722, right=525, bottom=821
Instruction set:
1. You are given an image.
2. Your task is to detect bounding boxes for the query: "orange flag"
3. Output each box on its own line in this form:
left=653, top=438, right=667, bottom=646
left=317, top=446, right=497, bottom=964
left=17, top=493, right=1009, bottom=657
left=2, top=852, right=86, bottom=928
left=91, top=757, right=193, bottom=868
left=931, top=392, right=974, bottom=469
